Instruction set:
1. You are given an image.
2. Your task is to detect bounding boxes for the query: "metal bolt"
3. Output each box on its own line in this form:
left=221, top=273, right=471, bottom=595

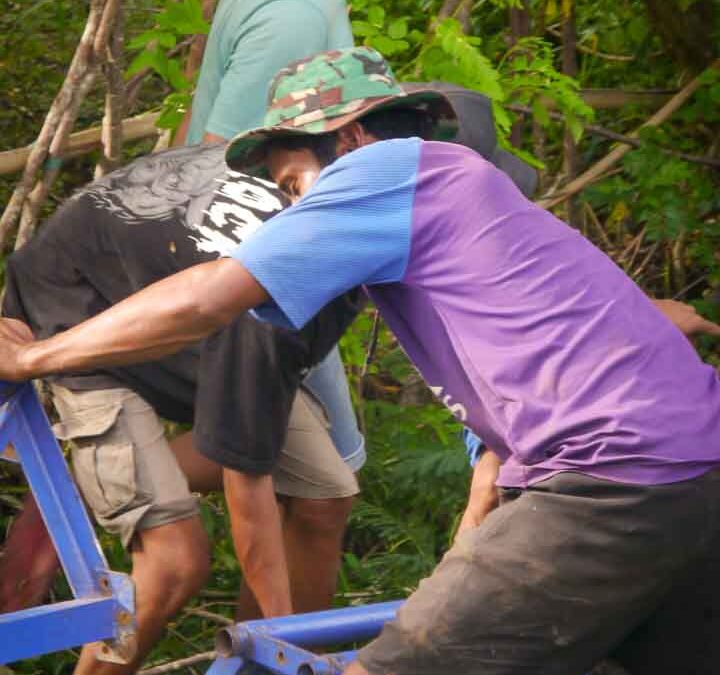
left=117, top=610, right=132, bottom=625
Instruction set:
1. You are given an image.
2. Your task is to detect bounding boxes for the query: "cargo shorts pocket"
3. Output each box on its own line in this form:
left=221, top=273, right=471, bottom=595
left=53, top=401, right=143, bottom=519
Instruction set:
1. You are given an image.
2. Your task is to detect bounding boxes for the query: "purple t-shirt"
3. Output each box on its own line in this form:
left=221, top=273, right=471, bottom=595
left=232, top=137, right=720, bottom=488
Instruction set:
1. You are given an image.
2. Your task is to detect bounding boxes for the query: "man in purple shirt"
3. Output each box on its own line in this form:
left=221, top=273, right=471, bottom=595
left=1, top=48, right=720, bottom=674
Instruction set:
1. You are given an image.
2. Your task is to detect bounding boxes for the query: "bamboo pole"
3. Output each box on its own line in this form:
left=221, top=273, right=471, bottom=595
left=0, top=88, right=675, bottom=178
left=0, top=113, right=161, bottom=177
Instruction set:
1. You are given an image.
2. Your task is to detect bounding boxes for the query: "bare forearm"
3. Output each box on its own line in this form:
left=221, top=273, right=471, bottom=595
left=172, top=108, right=193, bottom=147
left=651, top=298, right=720, bottom=338
left=17, top=259, right=267, bottom=380
left=224, top=469, right=292, bottom=617
left=457, top=449, right=501, bottom=537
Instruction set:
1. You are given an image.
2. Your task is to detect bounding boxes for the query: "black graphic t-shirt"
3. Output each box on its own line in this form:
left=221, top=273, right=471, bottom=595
left=3, top=144, right=361, bottom=472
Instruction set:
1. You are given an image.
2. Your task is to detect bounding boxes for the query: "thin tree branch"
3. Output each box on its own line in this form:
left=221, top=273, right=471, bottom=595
left=183, top=608, right=234, bottom=626
left=508, top=104, right=720, bottom=168
left=537, top=58, right=720, bottom=208
left=138, top=652, right=216, bottom=675
left=546, top=25, right=635, bottom=61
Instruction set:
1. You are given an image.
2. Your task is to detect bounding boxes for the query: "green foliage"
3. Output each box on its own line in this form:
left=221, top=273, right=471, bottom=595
left=499, top=37, right=594, bottom=142
left=350, top=0, right=594, bottom=167
left=338, top=304, right=470, bottom=596
left=2, top=0, right=720, bottom=671
left=126, top=0, right=210, bottom=130
left=585, top=60, right=720, bottom=302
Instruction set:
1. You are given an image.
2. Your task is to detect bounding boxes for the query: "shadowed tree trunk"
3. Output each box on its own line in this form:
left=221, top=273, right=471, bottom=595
left=562, top=0, right=581, bottom=226
left=508, top=0, right=531, bottom=149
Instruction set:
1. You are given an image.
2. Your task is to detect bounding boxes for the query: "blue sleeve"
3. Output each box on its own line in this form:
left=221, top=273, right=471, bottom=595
left=230, top=139, right=421, bottom=329
left=206, top=1, right=330, bottom=139
left=463, top=428, right=486, bottom=468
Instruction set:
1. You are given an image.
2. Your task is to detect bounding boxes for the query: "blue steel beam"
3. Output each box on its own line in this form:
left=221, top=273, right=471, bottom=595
left=3, top=384, right=108, bottom=598
left=297, top=650, right=357, bottom=675
left=212, top=602, right=401, bottom=675
left=0, top=382, right=136, bottom=663
left=205, top=656, right=246, bottom=675
left=217, top=601, right=402, bottom=657
left=209, top=602, right=595, bottom=675
left=0, top=597, right=117, bottom=664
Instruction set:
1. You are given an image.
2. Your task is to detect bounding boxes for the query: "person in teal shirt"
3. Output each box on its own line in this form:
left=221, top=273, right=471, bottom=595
left=183, top=0, right=354, bottom=145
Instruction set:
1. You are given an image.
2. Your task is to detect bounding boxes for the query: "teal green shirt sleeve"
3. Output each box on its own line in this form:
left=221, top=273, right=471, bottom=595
left=204, top=0, right=331, bottom=140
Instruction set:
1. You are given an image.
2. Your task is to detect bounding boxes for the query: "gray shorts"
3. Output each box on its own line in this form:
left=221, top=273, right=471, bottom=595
left=51, top=385, right=359, bottom=548
left=359, top=469, right=720, bottom=675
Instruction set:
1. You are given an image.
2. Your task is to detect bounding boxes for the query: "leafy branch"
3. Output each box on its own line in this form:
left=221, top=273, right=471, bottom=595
left=126, top=0, right=209, bottom=129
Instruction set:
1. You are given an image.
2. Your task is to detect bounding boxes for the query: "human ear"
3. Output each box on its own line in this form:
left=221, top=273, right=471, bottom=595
left=335, top=122, right=368, bottom=157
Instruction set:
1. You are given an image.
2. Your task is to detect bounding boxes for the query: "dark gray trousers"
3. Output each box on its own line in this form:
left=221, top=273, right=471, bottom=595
left=359, top=469, right=720, bottom=675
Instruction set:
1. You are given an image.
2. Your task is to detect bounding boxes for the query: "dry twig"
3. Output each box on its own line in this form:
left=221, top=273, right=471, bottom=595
left=138, top=651, right=216, bottom=675
left=184, top=607, right=234, bottom=626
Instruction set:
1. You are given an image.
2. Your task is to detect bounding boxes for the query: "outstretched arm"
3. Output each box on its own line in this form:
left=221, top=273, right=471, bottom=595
left=652, top=298, right=720, bottom=338
left=0, top=258, right=268, bottom=381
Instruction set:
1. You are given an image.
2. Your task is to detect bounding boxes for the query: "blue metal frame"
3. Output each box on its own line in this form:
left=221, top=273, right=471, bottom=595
left=208, top=602, right=402, bottom=675
left=206, top=602, right=597, bottom=675
left=0, top=381, right=136, bottom=665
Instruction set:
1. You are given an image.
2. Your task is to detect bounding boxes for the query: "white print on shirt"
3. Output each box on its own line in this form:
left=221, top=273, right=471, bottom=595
left=190, top=177, right=283, bottom=255
left=429, top=385, right=468, bottom=422
left=80, top=144, right=285, bottom=257
left=217, top=174, right=283, bottom=213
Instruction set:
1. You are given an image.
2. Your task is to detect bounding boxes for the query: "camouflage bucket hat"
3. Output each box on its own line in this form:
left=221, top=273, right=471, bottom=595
left=225, top=47, right=458, bottom=173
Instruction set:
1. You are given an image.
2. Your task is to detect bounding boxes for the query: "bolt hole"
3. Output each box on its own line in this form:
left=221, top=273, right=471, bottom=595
left=276, top=650, right=286, bottom=664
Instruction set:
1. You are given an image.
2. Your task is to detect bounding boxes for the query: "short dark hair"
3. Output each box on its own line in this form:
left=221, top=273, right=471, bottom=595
left=358, top=106, right=436, bottom=141
left=264, top=106, right=436, bottom=169
left=266, top=133, right=339, bottom=168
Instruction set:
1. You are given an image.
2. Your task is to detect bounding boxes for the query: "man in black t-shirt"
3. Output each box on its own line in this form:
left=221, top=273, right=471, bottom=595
left=1, top=143, right=363, bottom=674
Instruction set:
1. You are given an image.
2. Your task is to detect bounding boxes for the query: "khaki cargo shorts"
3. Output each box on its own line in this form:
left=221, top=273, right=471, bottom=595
left=51, top=384, right=359, bottom=548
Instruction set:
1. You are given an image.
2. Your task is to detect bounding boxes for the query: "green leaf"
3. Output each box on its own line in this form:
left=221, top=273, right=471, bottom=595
left=166, top=58, right=191, bottom=91
left=128, top=29, right=177, bottom=50
left=388, top=19, right=407, bottom=39
left=567, top=115, right=584, bottom=142
left=126, top=48, right=169, bottom=79
left=352, top=20, right=376, bottom=37
left=531, top=99, right=550, bottom=127
left=408, top=28, right=425, bottom=44
left=369, top=34, right=400, bottom=55
left=158, top=0, right=209, bottom=35
left=368, top=5, right=385, bottom=28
